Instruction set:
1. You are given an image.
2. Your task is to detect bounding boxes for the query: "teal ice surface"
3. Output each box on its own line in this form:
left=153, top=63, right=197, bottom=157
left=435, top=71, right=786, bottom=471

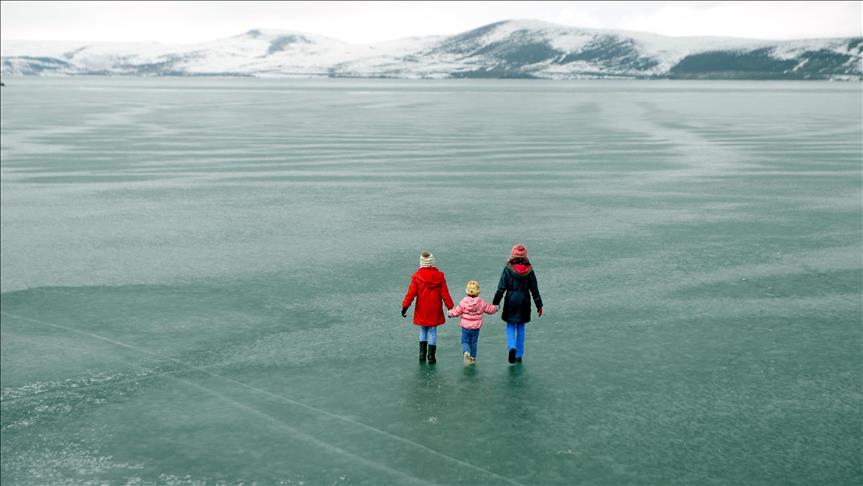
left=1, top=77, right=861, bottom=485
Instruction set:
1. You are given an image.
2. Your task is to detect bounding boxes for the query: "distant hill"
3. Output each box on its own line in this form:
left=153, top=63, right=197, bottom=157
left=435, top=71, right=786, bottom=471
left=2, top=20, right=861, bottom=80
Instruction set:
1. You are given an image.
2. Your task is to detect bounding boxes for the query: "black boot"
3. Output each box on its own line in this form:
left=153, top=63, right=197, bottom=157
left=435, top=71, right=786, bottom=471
left=419, top=341, right=428, bottom=362
left=508, top=348, right=516, bottom=364
left=427, top=345, right=437, bottom=364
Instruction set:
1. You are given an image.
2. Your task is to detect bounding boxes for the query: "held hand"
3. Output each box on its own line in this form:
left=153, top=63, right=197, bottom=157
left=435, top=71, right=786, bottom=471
left=538, top=307, right=543, bottom=317
left=401, top=307, right=408, bottom=318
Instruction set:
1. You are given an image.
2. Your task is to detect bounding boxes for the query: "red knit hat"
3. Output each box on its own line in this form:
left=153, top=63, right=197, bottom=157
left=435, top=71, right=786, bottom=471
left=511, top=244, right=528, bottom=259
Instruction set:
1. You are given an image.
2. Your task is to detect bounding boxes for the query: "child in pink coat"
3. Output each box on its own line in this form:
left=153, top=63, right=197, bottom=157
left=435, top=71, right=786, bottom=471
left=448, top=280, right=498, bottom=364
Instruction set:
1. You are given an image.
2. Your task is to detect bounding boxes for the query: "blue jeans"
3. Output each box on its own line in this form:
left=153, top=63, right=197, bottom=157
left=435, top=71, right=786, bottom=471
left=419, top=326, right=437, bottom=345
left=461, top=328, right=480, bottom=358
left=506, top=322, right=526, bottom=358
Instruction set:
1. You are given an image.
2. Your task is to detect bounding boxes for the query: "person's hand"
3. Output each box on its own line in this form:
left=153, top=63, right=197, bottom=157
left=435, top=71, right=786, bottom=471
left=401, top=307, right=407, bottom=318
left=537, top=307, right=543, bottom=317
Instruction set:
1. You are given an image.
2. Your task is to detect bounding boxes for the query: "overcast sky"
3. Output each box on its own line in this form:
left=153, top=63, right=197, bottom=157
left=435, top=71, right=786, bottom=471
left=2, top=1, right=861, bottom=44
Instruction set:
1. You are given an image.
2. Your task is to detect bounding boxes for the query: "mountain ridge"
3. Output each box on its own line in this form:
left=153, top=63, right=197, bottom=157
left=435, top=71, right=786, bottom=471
left=3, top=19, right=861, bottom=80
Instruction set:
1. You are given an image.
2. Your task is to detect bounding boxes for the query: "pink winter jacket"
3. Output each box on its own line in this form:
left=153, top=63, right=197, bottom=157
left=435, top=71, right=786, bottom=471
left=447, top=296, right=498, bottom=330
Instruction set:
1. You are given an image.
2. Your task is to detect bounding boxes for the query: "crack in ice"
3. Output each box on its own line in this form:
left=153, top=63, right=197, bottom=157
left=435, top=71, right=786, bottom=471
left=1, top=311, right=526, bottom=486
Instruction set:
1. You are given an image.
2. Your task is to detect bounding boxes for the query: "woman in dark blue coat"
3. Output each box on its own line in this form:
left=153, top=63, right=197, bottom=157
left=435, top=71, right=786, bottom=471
left=492, top=243, right=543, bottom=363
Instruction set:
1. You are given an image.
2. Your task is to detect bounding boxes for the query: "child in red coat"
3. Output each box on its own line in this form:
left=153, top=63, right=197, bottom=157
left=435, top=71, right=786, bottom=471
left=402, top=251, right=454, bottom=364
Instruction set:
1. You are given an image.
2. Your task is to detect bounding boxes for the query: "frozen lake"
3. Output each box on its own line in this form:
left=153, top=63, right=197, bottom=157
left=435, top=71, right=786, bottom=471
left=1, top=77, right=861, bottom=485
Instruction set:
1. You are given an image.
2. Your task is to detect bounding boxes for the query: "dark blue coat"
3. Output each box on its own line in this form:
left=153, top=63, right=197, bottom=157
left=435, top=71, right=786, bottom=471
left=492, top=263, right=543, bottom=324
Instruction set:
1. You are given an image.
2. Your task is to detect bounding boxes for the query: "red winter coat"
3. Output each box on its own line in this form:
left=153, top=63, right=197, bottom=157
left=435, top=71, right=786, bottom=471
left=402, top=267, right=454, bottom=326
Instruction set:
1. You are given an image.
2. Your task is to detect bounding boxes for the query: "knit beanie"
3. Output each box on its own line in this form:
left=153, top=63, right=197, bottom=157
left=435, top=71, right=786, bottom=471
left=419, top=251, right=436, bottom=268
left=466, top=280, right=480, bottom=296
left=511, top=244, right=528, bottom=259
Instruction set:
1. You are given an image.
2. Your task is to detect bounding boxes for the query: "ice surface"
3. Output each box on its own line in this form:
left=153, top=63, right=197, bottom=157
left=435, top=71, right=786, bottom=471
left=1, top=77, right=861, bottom=484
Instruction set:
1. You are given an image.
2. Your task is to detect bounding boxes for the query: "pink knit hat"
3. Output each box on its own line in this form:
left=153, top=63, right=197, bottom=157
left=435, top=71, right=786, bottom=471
left=511, top=244, right=528, bottom=259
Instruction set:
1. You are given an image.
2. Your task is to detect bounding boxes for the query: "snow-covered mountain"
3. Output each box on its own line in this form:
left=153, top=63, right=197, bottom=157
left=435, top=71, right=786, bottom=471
left=3, top=20, right=861, bottom=80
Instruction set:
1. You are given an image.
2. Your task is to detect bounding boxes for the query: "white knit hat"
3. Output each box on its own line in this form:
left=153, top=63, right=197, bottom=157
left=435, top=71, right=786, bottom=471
left=419, top=251, right=436, bottom=268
